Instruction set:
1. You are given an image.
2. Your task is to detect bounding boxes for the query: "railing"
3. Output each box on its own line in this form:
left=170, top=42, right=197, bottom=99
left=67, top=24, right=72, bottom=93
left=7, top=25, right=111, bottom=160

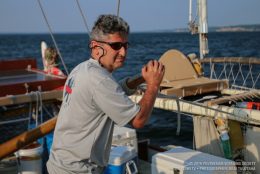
left=200, top=57, right=260, bottom=90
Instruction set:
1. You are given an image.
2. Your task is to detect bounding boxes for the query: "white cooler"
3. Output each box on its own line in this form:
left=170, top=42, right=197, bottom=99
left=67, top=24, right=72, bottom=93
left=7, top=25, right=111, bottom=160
left=112, top=125, right=138, bottom=153
left=152, top=146, right=237, bottom=174
left=104, top=146, right=138, bottom=174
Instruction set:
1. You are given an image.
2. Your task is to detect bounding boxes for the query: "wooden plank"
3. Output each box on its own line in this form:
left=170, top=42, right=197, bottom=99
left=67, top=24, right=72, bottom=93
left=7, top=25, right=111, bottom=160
left=0, top=116, right=57, bottom=160
left=0, top=90, right=63, bottom=106
left=160, top=79, right=228, bottom=97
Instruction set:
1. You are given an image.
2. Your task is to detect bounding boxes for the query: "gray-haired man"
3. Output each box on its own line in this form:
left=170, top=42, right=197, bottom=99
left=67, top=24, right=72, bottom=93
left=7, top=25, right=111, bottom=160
left=47, top=14, right=164, bottom=174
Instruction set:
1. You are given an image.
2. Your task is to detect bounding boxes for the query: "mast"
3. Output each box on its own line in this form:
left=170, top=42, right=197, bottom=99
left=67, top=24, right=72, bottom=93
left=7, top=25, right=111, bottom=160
left=188, top=0, right=209, bottom=59
left=198, top=0, right=209, bottom=59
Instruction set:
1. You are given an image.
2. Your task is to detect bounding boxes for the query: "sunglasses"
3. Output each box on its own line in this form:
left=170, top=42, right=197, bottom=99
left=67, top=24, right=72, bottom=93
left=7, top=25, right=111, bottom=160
left=95, top=40, right=129, bottom=50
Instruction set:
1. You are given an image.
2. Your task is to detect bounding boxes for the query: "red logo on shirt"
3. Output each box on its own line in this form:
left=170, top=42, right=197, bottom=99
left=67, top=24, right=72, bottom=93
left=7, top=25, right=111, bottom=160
left=64, top=77, right=74, bottom=104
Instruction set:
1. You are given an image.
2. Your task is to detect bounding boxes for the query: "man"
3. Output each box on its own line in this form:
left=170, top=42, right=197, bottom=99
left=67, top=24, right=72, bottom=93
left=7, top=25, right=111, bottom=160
left=47, top=14, right=164, bottom=174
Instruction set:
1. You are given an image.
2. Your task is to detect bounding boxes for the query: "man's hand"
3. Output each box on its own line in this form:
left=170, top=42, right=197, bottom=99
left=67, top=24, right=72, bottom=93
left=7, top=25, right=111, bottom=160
left=142, top=60, right=165, bottom=90
left=130, top=60, right=165, bottom=129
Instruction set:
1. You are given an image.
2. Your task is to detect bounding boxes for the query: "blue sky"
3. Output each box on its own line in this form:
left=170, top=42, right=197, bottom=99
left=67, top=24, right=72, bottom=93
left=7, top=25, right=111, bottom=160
left=0, top=0, right=260, bottom=33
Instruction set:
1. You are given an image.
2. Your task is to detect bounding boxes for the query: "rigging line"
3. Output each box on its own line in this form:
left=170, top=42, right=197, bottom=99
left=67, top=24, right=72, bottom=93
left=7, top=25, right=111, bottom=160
left=42, top=105, right=55, bottom=118
left=242, top=64, right=252, bottom=87
left=252, top=73, right=260, bottom=89
left=75, top=0, right=91, bottom=35
left=116, top=0, right=121, bottom=17
left=27, top=101, right=32, bottom=130
left=38, top=91, right=43, bottom=124
left=35, top=91, right=39, bottom=127
left=37, top=0, right=69, bottom=75
left=190, top=0, right=198, bottom=24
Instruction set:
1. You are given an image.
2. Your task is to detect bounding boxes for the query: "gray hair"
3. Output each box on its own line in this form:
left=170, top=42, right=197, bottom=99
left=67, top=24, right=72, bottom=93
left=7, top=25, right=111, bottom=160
left=90, top=14, right=130, bottom=41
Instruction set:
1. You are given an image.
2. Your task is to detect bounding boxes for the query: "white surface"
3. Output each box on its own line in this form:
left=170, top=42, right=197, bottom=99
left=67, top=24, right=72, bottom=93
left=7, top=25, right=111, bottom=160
left=41, top=41, right=48, bottom=71
left=245, top=126, right=260, bottom=173
left=152, top=146, right=237, bottom=174
left=112, top=125, right=138, bottom=153
left=108, top=146, right=137, bottom=166
left=19, top=159, right=42, bottom=174
left=16, top=144, right=43, bottom=174
left=16, top=145, right=43, bottom=157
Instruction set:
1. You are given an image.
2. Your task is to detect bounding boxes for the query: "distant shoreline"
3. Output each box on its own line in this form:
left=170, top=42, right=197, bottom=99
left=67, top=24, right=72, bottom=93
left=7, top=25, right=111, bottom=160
left=174, top=24, right=260, bottom=33
left=0, top=24, right=260, bottom=34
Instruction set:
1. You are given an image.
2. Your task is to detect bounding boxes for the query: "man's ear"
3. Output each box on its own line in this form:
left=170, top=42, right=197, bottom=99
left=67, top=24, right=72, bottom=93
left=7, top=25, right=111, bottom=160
left=97, top=46, right=104, bottom=56
left=89, top=40, right=96, bottom=49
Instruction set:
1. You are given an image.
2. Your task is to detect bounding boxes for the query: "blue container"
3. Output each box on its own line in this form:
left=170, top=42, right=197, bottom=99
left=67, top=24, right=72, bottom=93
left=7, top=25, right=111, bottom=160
left=45, top=133, right=54, bottom=153
left=104, top=146, right=138, bottom=174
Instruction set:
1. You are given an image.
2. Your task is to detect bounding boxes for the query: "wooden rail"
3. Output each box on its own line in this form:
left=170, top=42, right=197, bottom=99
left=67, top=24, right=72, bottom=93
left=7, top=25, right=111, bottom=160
left=200, top=57, right=260, bottom=65
left=0, top=116, right=57, bottom=160
left=0, top=90, right=63, bottom=107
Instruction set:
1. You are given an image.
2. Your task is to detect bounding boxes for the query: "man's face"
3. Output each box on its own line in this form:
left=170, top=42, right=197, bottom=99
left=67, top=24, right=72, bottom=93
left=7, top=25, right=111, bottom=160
left=93, top=33, right=128, bottom=72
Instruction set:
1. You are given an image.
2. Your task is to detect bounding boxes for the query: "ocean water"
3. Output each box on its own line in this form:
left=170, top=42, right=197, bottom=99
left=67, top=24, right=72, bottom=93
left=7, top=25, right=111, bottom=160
left=0, top=32, right=260, bottom=148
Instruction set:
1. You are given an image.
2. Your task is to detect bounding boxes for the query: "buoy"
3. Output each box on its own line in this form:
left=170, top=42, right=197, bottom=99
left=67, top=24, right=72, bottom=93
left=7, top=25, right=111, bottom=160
left=187, top=53, right=203, bottom=76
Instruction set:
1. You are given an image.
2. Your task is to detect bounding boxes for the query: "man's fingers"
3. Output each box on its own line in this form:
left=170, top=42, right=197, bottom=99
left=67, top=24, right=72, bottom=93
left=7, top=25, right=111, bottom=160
left=144, top=60, right=165, bottom=75
left=158, top=62, right=165, bottom=73
left=142, top=65, right=147, bottom=73
left=148, top=60, right=154, bottom=66
left=152, top=61, right=159, bottom=71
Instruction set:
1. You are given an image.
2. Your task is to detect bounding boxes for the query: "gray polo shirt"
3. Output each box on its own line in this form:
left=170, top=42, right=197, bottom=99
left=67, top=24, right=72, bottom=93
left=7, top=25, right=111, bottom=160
left=48, top=58, right=140, bottom=173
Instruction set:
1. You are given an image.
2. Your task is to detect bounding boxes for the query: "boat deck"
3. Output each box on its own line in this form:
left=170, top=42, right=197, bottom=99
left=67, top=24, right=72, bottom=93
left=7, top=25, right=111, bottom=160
left=0, top=70, right=57, bottom=85
left=0, top=58, right=66, bottom=97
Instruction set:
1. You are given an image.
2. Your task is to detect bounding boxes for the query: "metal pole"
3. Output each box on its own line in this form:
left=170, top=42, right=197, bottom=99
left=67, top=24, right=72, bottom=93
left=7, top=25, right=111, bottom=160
left=198, top=0, right=209, bottom=59
left=117, top=0, right=121, bottom=17
left=189, top=0, right=192, bottom=23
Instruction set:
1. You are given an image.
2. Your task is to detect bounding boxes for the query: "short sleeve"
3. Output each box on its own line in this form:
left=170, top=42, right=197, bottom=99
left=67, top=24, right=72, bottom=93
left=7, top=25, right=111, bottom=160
left=118, top=77, right=137, bottom=96
left=93, top=77, right=140, bottom=126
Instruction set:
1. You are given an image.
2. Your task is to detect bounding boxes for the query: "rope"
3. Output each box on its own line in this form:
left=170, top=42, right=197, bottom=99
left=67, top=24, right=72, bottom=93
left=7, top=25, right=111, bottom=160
left=249, top=61, right=257, bottom=88
left=229, top=62, right=235, bottom=87
left=37, top=0, right=69, bottom=75
left=209, top=58, right=213, bottom=79
left=38, top=91, right=43, bottom=124
left=232, top=59, right=242, bottom=87
left=43, top=105, right=55, bottom=118
left=28, top=101, right=33, bottom=129
left=253, top=73, right=260, bottom=89
left=35, top=91, right=39, bottom=127
left=205, top=57, right=259, bottom=90
left=224, top=58, right=228, bottom=80
left=217, top=63, right=226, bottom=80
left=75, top=0, right=91, bottom=35
left=242, top=59, right=253, bottom=87
left=27, top=91, right=43, bottom=128
left=216, top=57, right=225, bottom=80
left=210, top=62, right=217, bottom=79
